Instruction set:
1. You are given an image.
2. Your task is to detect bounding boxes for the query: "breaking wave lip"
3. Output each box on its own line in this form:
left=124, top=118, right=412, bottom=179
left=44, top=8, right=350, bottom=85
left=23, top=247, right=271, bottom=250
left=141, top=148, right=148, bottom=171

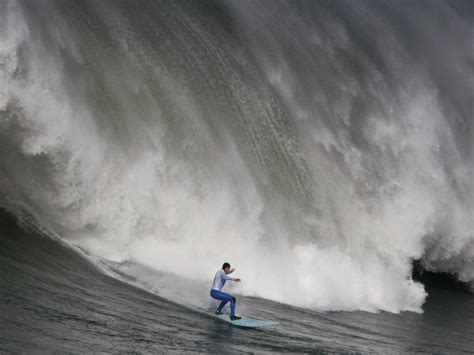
left=1, top=0, right=472, bottom=314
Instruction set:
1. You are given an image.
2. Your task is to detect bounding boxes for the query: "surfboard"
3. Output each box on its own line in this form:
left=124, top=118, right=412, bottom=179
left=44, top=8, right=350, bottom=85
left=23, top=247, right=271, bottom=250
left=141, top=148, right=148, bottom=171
left=214, top=313, right=278, bottom=328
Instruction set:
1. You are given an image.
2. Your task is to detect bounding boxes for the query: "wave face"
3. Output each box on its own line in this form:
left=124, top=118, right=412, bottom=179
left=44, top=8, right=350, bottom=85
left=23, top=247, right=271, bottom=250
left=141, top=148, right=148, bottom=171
left=1, top=0, right=472, bottom=312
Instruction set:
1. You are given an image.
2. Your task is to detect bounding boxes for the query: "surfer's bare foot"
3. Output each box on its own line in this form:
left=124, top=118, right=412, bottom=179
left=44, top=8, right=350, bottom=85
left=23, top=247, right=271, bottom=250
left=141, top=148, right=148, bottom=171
left=231, top=316, right=241, bottom=321
left=215, top=310, right=223, bottom=315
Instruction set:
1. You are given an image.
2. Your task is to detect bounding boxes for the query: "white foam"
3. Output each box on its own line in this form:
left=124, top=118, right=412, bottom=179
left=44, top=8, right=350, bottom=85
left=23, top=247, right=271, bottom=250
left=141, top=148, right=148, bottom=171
left=1, top=0, right=472, bottom=314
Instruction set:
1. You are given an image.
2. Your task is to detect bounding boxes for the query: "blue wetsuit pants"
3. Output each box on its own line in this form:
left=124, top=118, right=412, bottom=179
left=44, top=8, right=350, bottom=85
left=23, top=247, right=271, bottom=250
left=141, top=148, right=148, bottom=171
left=210, top=289, right=236, bottom=317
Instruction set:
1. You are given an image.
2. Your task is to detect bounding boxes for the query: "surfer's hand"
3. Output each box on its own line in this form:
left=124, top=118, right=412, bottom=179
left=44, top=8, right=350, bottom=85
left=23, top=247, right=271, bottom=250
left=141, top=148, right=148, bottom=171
left=234, top=278, right=241, bottom=282
left=230, top=268, right=235, bottom=273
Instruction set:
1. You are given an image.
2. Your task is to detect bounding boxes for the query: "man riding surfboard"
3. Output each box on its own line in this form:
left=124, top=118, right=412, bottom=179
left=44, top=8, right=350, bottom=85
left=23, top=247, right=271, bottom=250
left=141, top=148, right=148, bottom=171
left=210, top=262, right=241, bottom=320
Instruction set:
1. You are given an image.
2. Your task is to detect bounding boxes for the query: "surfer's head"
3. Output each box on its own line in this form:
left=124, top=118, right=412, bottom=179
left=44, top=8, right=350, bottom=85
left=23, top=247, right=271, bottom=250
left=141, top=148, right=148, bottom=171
left=222, top=262, right=231, bottom=273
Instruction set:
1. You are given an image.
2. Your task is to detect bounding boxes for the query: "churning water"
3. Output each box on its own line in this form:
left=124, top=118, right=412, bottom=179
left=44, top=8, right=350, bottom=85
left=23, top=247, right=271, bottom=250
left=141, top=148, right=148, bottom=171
left=1, top=0, right=473, bottom=352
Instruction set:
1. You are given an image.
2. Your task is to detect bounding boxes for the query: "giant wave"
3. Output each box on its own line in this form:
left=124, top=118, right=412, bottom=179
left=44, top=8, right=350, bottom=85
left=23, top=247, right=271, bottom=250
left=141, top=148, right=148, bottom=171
left=0, top=0, right=472, bottom=313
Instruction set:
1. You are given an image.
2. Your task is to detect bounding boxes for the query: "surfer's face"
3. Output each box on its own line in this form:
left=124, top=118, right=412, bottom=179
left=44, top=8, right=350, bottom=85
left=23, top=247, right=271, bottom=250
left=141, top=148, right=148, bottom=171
left=224, top=266, right=231, bottom=274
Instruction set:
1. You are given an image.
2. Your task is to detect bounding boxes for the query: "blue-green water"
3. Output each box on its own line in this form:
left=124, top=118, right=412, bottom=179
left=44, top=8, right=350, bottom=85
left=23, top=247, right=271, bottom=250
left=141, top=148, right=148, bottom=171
left=1, top=211, right=473, bottom=353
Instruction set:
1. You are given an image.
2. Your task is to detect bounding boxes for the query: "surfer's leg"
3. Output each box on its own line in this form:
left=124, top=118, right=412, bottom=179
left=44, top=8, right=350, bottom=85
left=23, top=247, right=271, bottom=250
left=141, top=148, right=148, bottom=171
left=217, top=299, right=228, bottom=312
left=217, top=292, right=233, bottom=313
left=211, top=291, right=238, bottom=319
left=229, top=296, right=236, bottom=318
left=210, top=290, right=232, bottom=312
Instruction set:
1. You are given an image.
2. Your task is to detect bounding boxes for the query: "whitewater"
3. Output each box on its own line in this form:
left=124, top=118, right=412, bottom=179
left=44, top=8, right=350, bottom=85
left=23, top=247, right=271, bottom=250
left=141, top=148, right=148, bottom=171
left=0, top=2, right=473, bottom=349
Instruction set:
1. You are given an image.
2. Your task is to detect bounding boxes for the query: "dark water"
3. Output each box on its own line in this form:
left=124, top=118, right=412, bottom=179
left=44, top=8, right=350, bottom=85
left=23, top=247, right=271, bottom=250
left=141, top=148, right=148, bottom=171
left=2, top=210, right=473, bottom=353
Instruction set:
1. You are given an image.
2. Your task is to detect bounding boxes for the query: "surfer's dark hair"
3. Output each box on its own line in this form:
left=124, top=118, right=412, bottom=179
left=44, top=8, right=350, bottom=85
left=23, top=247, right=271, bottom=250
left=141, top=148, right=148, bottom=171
left=222, top=262, right=231, bottom=270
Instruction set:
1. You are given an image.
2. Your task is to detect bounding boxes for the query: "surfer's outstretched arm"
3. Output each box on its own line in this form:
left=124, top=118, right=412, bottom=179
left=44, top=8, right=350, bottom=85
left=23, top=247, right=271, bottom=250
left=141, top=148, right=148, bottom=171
left=227, top=268, right=241, bottom=281
left=222, top=274, right=241, bottom=282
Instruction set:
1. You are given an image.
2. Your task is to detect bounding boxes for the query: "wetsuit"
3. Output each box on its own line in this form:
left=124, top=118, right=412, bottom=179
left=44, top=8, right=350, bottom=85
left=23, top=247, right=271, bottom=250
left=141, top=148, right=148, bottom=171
left=210, top=269, right=236, bottom=318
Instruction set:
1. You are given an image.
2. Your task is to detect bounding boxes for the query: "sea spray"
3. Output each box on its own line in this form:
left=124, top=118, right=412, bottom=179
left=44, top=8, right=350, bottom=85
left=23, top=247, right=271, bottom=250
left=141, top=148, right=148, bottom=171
left=0, top=0, right=472, bottom=312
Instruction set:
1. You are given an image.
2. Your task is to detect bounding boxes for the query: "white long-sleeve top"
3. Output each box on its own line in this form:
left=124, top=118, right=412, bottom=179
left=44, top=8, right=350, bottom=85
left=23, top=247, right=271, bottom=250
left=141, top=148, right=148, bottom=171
left=211, top=269, right=234, bottom=291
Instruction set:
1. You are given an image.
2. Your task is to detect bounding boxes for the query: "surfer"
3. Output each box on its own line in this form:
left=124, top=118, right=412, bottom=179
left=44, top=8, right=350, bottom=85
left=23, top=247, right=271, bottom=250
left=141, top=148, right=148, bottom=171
left=210, top=262, right=241, bottom=320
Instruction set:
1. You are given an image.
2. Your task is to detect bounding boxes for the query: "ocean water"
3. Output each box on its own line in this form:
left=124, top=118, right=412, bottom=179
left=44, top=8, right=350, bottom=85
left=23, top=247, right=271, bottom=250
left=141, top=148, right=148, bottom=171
left=1, top=211, right=474, bottom=353
left=1, top=0, right=473, bottom=352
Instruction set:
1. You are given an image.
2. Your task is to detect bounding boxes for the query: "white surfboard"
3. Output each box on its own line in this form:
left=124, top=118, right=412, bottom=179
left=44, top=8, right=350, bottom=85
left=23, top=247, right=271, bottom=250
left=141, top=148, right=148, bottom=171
left=213, top=313, right=278, bottom=328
